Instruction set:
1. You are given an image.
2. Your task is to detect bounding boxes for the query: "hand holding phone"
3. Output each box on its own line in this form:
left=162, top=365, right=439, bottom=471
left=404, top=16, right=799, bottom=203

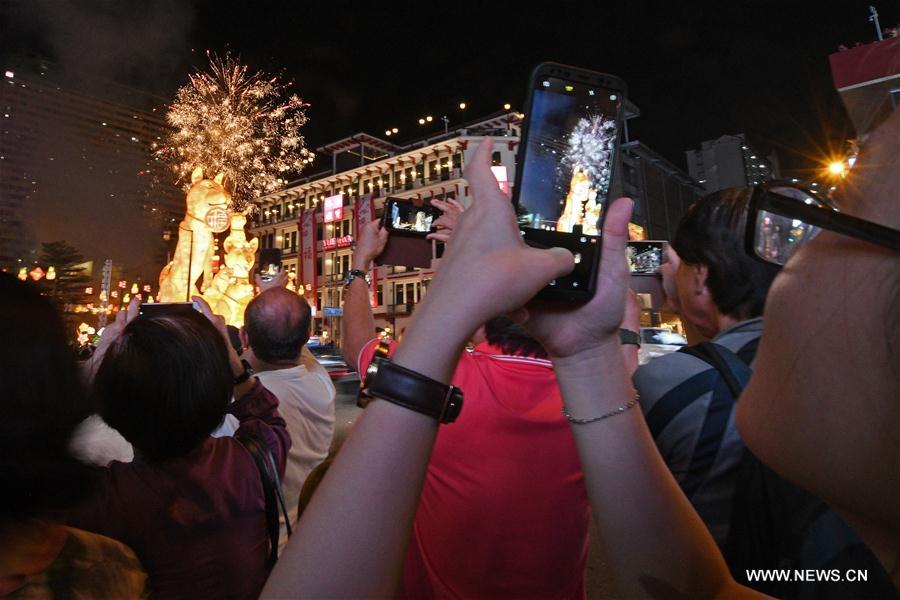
left=513, top=62, right=627, bottom=302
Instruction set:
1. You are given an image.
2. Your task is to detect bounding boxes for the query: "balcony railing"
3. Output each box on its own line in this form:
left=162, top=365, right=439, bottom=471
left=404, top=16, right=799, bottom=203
left=386, top=302, right=415, bottom=316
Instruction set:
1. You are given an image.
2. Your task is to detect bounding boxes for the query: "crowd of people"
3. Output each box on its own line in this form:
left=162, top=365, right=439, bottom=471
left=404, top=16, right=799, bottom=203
left=1, top=108, right=898, bottom=598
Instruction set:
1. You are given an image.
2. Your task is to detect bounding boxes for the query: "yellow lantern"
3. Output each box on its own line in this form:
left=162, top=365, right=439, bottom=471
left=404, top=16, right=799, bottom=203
left=131, top=283, right=139, bottom=295
left=46, top=266, right=56, bottom=281
left=17, top=267, right=27, bottom=281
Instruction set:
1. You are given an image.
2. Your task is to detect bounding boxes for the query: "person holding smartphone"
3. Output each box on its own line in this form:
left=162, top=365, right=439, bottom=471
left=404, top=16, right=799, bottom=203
left=339, top=205, right=603, bottom=598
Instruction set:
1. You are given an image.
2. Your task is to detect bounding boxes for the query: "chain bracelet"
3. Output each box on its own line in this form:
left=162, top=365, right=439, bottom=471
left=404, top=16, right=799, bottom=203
left=561, top=394, right=639, bottom=425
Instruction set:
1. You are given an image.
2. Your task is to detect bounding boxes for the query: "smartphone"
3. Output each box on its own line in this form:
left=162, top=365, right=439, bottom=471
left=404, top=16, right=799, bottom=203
left=375, top=197, right=440, bottom=269
left=513, top=62, right=627, bottom=302
left=627, top=241, right=664, bottom=274
left=382, top=197, right=440, bottom=236
left=627, top=241, right=666, bottom=310
left=139, top=301, right=199, bottom=317
left=258, top=248, right=282, bottom=282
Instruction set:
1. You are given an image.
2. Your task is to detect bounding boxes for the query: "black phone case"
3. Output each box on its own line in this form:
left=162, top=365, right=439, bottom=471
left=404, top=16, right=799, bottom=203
left=513, top=62, right=628, bottom=303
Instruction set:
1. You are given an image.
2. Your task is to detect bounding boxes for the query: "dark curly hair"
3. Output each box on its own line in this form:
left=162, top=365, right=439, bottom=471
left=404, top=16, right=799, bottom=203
left=672, top=188, right=781, bottom=320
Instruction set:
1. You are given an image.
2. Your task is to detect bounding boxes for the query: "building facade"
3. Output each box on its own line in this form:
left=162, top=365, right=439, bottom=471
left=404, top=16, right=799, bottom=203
left=250, top=112, right=701, bottom=342
left=250, top=114, right=519, bottom=339
left=685, top=134, right=776, bottom=194
left=614, top=141, right=704, bottom=240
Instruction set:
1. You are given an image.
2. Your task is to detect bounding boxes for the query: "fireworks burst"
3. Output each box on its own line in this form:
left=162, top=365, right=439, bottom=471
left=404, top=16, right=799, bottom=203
left=561, top=114, right=617, bottom=196
left=158, top=52, right=313, bottom=212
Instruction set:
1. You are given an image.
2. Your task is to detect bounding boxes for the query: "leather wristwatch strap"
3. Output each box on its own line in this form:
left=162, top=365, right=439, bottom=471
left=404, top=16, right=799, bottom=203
left=359, top=359, right=463, bottom=424
left=233, top=359, right=255, bottom=385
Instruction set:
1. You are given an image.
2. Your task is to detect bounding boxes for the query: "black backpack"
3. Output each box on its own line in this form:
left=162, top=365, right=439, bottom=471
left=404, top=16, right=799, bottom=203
left=676, top=342, right=896, bottom=599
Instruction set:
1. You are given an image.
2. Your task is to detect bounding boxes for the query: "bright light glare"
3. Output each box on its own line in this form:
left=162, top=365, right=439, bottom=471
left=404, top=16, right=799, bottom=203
left=828, top=161, right=846, bottom=177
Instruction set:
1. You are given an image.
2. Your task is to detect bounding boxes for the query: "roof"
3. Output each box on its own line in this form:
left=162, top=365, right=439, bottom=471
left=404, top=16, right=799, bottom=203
left=316, top=133, right=400, bottom=155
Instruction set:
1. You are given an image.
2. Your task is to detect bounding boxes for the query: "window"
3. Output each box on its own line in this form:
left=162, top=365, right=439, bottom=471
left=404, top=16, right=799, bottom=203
left=404, top=167, right=414, bottom=190
left=316, top=223, right=323, bottom=242
left=316, top=257, right=323, bottom=277
left=382, top=172, right=391, bottom=193
left=290, top=231, right=297, bottom=253
left=394, top=282, right=405, bottom=305
left=492, top=151, right=502, bottom=166
left=376, top=284, right=383, bottom=306
left=428, top=160, right=438, bottom=181
left=453, top=152, right=462, bottom=174
left=267, top=233, right=274, bottom=249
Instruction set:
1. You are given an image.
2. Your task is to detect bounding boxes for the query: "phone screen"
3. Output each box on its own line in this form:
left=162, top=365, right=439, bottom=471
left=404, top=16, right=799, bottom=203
left=627, top=241, right=665, bottom=274
left=258, top=248, right=282, bottom=281
left=517, top=77, right=622, bottom=236
left=384, top=199, right=438, bottom=235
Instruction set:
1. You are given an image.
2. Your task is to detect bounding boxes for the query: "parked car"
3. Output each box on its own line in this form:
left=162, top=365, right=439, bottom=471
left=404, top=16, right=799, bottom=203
left=306, top=344, right=358, bottom=385
left=638, top=327, right=688, bottom=365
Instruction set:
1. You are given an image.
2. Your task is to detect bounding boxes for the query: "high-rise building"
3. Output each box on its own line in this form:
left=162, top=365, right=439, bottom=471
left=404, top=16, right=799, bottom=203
left=685, top=134, right=776, bottom=194
left=0, top=54, right=181, bottom=270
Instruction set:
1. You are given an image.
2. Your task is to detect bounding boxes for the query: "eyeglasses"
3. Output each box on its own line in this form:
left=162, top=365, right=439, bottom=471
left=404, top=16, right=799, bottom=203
left=746, top=182, right=900, bottom=266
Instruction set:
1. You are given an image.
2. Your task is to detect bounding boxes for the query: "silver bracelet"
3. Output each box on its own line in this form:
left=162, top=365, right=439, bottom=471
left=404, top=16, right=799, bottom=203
left=561, top=395, right=639, bottom=424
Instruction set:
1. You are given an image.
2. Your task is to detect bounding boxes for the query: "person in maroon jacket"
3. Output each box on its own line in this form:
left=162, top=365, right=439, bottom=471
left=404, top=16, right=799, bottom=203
left=66, top=297, right=290, bottom=599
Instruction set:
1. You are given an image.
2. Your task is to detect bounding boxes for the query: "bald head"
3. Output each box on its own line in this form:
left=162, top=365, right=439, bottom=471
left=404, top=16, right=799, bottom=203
left=244, top=288, right=312, bottom=363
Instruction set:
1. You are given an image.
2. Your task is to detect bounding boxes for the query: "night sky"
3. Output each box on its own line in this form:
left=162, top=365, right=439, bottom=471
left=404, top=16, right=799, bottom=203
left=3, top=0, right=897, bottom=274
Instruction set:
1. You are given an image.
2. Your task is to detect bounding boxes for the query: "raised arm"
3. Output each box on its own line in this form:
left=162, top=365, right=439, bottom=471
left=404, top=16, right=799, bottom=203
left=341, top=221, right=388, bottom=369
left=522, top=199, right=758, bottom=599
left=262, top=139, right=574, bottom=598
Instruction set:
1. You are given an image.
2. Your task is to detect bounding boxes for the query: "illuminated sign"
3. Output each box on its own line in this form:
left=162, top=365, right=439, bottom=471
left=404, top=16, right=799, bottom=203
left=491, top=166, right=510, bottom=197
left=322, top=235, right=354, bottom=250
left=323, top=194, right=343, bottom=223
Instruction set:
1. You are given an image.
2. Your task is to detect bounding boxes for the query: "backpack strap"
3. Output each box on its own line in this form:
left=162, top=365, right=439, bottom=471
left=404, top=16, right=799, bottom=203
left=236, top=431, right=292, bottom=569
left=678, top=342, right=752, bottom=399
left=645, top=342, right=753, bottom=499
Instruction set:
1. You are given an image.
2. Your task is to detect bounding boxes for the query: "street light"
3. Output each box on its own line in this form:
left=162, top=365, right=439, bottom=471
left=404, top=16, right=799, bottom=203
left=827, top=160, right=846, bottom=178
left=503, top=103, right=511, bottom=110
left=459, top=102, right=466, bottom=110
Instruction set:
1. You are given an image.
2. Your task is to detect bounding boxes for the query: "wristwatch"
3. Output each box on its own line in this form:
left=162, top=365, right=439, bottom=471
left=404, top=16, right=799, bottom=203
left=618, top=328, right=641, bottom=347
left=233, top=359, right=255, bottom=385
left=343, top=268, right=370, bottom=289
left=358, top=358, right=463, bottom=424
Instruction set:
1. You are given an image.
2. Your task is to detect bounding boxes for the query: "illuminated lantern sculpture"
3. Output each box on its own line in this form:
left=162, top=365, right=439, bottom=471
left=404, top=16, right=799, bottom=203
left=157, top=166, right=231, bottom=302
left=202, top=212, right=257, bottom=327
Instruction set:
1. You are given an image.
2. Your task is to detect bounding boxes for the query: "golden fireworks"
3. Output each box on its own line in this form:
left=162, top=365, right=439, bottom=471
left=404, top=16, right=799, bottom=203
left=159, top=52, right=313, bottom=212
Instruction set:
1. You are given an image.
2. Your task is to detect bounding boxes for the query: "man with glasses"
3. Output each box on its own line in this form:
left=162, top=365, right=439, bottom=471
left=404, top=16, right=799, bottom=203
left=633, top=189, right=780, bottom=546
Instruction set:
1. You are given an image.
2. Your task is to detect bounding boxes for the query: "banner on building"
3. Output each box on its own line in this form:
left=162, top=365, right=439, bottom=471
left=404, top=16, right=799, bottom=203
left=354, top=193, right=379, bottom=308
left=299, top=209, right=317, bottom=310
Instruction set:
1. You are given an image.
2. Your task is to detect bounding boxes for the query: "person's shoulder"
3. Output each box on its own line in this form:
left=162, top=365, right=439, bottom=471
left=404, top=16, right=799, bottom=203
left=634, top=349, right=713, bottom=406
left=44, top=527, right=147, bottom=597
